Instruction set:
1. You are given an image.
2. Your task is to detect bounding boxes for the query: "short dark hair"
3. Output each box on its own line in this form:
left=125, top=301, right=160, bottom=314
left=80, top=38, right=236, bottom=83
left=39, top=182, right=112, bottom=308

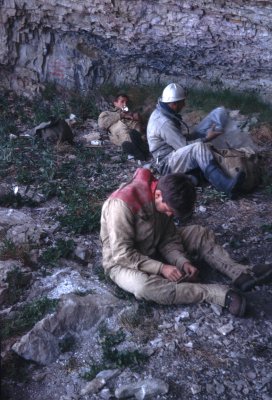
left=157, top=173, right=196, bottom=218
left=114, top=93, right=129, bottom=102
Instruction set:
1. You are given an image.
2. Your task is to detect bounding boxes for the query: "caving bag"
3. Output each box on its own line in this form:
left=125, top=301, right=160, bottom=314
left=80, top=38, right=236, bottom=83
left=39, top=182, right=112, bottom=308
left=210, top=147, right=262, bottom=192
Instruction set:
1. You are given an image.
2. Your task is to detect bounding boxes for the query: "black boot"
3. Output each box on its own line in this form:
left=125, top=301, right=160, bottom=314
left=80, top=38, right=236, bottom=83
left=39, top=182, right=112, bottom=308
left=204, top=160, right=245, bottom=198
left=122, top=141, right=147, bottom=161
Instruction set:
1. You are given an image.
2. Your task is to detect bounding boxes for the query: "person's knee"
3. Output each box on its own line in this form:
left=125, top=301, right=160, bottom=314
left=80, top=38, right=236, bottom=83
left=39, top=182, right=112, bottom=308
left=182, top=224, right=215, bottom=252
left=196, top=225, right=215, bottom=245
left=133, top=282, right=160, bottom=302
left=134, top=280, right=177, bottom=305
left=195, top=141, right=208, bottom=151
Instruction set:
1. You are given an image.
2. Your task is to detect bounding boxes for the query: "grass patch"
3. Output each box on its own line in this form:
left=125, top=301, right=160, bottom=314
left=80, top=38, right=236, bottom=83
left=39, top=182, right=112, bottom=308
left=68, top=91, right=99, bottom=120
left=40, top=239, right=75, bottom=266
left=187, top=87, right=272, bottom=122
left=0, top=134, right=115, bottom=235
left=198, top=187, right=227, bottom=205
left=0, top=83, right=99, bottom=138
left=82, top=323, right=148, bottom=381
left=4, top=267, right=31, bottom=304
left=58, top=205, right=101, bottom=234
left=99, top=325, right=148, bottom=368
left=32, top=83, right=99, bottom=124
left=1, top=297, right=58, bottom=339
left=0, top=240, right=32, bottom=264
left=102, top=341, right=147, bottom=368
left=58, top=182, right=102, bottom=234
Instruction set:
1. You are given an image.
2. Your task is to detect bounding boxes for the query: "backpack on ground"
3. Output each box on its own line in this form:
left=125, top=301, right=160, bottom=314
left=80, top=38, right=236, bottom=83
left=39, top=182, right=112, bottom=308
left=210, top=147, right=262, bottom=192
left=29, top=118, right=74, bottom=144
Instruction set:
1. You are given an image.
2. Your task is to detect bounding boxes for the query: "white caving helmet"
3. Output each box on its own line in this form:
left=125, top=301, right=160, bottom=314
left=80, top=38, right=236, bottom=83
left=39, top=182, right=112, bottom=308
left=160, top=83, right=186, bottom=103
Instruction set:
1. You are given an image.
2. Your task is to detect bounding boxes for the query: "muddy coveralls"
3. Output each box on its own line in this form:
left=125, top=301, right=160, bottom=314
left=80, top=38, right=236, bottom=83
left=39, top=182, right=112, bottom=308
left=100, top=168, right=251, bottom=307
left=98, top=107, right=142, bottom=147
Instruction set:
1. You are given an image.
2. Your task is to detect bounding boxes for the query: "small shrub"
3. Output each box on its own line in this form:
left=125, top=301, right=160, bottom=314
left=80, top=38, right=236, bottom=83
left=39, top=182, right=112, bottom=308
left=99, top=324, right=148, bottom=368
left=82, top=324, right=148, bottom=381
left=41, top=81, right=60, bottom=101
left=40, top=239, right=75, bottom=266
left=0, top=116, right=18, bottom=135
left=68, top=91, right=99, bottom=120
left=199, top=187, right=227, bottom=205
left=0, top=240, right=31, bottom=264
left=16, top=168, right=35, bottom=184
left=81, top=360, right=105, bottom=381
left=58, top=183, right=102, bottom=234
left=1, top=297, right=58, bottom=339
left=58, top=206, right=101, bottom=234
left=4, top=267, right=30, bottom=304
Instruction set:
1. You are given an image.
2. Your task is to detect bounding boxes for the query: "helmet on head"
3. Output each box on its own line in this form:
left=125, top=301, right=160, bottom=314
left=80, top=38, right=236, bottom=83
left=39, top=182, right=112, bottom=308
left=161, top=83, right=186, bottom=103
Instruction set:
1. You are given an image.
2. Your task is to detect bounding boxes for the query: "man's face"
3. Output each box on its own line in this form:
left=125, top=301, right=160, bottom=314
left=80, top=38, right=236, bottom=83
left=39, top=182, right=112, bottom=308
left=154, top=190, right=174, bottom=217
left=113, top=96, right=129, bottom=110
left=175, top=99, right=186, bottom=113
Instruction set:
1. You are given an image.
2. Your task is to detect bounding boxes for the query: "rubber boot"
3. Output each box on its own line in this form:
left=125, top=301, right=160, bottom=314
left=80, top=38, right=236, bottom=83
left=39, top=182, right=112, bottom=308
left=122, top=141, right=146, bottom=161
left=204, top=160, right=245, bottom=198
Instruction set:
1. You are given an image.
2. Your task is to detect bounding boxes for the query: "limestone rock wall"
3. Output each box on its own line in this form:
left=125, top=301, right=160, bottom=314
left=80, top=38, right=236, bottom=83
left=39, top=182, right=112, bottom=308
left=0, top=0, right=272, bottom=99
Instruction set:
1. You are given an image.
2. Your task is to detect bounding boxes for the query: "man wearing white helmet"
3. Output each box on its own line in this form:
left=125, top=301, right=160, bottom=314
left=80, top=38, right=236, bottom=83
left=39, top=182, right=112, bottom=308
left=147, top=83, right=244, bottom=197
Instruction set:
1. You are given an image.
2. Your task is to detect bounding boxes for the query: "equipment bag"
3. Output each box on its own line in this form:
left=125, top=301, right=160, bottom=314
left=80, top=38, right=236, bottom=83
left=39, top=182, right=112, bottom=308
left=34, top=119, right=74, bottom=144
left=210, top=147, right=262, bottom=192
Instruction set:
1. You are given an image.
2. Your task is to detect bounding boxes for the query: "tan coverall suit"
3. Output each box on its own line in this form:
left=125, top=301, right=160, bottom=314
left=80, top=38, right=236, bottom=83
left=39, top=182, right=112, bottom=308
left=98, top=108, right=141, bottom=147
left=100, top=168, right=251, bottom=307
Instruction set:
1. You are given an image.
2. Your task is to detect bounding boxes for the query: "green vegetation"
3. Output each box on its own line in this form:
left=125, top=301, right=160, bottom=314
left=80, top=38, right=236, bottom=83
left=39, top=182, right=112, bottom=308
left=82, top=323, right=148, bottom=381
left=187, top=87, right=272, bottom=122
left=4, top=267, right=30, bottom=304
left=0, top=240, right=31, bottom=263
left=99, top=328, right=147, bottom=367
left=40, top=238, right=75, bottom=266
left=1, top=297, right=58, bottom=339
left=32, top=83, right=99, bottom=124
left=57, top=181, right=102, bottom=234
left=197, top=187, right=228, bottom=205
left=0, top=83, right=99, bottom=137
left=0, top=125, right=115, bottom=235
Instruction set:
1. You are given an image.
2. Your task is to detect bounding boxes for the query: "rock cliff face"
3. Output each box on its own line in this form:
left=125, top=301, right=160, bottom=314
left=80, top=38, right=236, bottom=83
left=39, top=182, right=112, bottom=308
left=1, top=0, right=272, bottom=99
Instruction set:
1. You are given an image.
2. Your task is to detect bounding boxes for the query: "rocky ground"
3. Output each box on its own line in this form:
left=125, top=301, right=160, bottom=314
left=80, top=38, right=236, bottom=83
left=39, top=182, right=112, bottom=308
left=1, top=96, right=272, bottom=400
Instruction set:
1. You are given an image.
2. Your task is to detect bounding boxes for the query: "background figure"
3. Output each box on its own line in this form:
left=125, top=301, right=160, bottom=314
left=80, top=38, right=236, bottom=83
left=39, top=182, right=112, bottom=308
left=147, top=83, right=245, bottom=197
left=98, top=93, right=150, bottom=161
